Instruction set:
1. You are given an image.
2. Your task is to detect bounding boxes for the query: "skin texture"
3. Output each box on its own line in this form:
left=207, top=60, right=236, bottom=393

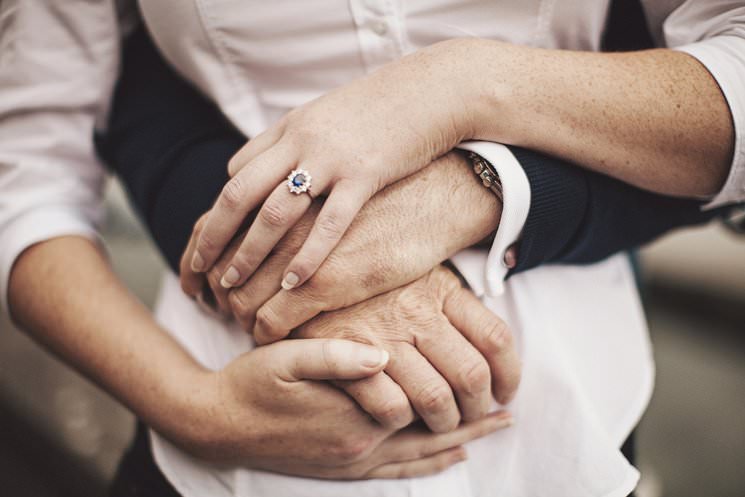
left=190, top=41, right=481, bottom=292
left=294, top=266, right=522, bottom=427
left=180, top=152, right=519, bottom=429
left=464, top=42, right=734, bottom=198
left=8, top=237, right=514, bottom=479
left=187, top=39, right=734, bottom=314
left=182, top=152, right=501, bottom=342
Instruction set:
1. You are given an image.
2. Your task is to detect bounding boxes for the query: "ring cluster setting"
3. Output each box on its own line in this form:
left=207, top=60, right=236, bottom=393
left=287, top=168, right=312, bottom=195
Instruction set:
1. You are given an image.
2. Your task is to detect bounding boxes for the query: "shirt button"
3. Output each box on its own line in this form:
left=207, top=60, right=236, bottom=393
left=371, top=19, right=389, bottom=36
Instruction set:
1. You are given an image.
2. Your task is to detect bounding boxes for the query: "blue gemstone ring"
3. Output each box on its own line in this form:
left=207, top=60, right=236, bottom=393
left=286, top=169, right=312, bottom=195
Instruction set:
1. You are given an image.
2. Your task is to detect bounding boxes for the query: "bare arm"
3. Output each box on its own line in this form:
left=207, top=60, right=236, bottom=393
left=8, top=236, right=506, bottom=476
left=8, top=237, right=208, bottom=445
left=463, top=43, right=734, bottom=197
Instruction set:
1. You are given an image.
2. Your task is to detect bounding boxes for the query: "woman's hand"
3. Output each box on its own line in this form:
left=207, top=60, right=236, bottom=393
left=181, top=158, right=518, bottom=431
left=181, top=151, right=501, bottom=343
left=187, top=40, right=479, bottom=293
left=184, top=338, right=513, bottom=479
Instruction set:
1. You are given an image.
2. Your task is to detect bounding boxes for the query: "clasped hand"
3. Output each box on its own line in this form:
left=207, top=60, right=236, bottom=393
left=187, top=39, right=479, bottom=295
left=181, top=150, right=520, bottom=435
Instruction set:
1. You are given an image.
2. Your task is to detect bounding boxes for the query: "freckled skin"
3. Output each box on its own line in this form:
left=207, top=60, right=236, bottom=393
left=458, top=40, right=734, bottom=197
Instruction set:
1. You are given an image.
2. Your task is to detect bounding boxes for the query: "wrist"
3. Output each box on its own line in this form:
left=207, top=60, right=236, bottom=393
left=439, top=151, right=502, bottom=253
left=441, top=38, right=525, bottom=145
left=144, top=364, right=228, bottom=457
left=421, top=38, right=494, bottom=141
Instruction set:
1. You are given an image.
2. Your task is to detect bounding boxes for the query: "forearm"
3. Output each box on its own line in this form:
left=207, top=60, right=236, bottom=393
left=507, top=147, right=728, bottom=273
left=460, top=41, right=734, bottom=198
left=7, top=236, right=210, bottom=446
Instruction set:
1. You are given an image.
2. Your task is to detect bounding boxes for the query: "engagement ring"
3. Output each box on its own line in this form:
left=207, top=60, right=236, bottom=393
left=286, top=168, right=312, bottom=195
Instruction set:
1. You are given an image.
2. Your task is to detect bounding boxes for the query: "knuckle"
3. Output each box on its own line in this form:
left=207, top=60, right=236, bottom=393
left=228, top=290, right=251, bottom=319
left=296, top=275, right=333, bottom=309
left=483, top=320, right=512, bottom=355
left=317, top=211, right=344, bottom=240
left=456, top=360, right=491, bottom=396
left=230, top=252, right=260, bottom=274
left=320, top=339, right=342, bottom=373
left=255, top=306, right=281, bottom=334
left=333, top=435, right=375, bottom=462
left=221, top=177, right=245, bottom=209
left=259, top=200, right=287, bottom=228
left=373, top=397, right=412, bottom=428
left=416, top=381, right=453, bottom=415
left=198, top=231, right=218, bottom=254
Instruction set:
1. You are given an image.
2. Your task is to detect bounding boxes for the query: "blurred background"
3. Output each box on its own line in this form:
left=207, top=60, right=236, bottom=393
left=0, top=179, right=743, bottom=497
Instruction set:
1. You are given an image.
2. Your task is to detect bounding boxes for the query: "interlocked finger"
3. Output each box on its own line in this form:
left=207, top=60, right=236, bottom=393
left=336, top=373, right=415, bottom=430
left=384, top=344, right=460, bottom=433
left=443, top=287, right=521, bottom=404
left=415, top=316, right=493, bottom=422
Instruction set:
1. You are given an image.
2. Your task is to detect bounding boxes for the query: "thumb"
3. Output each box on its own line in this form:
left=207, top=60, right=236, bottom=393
left=272, top=338, right=389, bottom=382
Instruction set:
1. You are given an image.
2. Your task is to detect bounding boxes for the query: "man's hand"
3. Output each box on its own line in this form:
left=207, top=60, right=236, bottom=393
left=294, top=265, right=522, bottom=432
left=189, top=41, right=482, bottom=293
left=181, top=151, right=501, bottom=342
left=184, top=217, right=520, bottom=430
left=186, top=338, right=513, bottom=479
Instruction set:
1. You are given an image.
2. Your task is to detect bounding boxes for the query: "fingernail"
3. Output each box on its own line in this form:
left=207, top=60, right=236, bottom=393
left=220, top=266, right=240, bottom=288
left=281, top=272, right=300, bottom=290
left=361, top=348, right=389, bottom=368
left=454, top=448, right=468, bottom=462
left=191, top=251, right=205, bottom=272
left=504, top=249, right=516, bottom=269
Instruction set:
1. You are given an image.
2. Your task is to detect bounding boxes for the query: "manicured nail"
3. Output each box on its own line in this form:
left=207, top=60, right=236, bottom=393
left=281, top=272, right=300, bottom=290
left=191, top=251, right=205, bottom=272
left=220, top=266, right=240, bottom=288
left=361, top=348, right=389, bottom=368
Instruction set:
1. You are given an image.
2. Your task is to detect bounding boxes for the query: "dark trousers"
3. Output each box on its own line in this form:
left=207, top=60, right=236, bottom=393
left=109, top=423, right=637, bottom=497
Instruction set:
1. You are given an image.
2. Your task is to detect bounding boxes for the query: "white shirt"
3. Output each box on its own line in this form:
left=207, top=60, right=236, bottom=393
left=1, top=1, right=745, bottom=496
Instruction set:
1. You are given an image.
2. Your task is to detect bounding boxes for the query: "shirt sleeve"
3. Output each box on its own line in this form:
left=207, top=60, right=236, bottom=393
left=664, top=1, right=745, bottom=207
left=0, top=1, right=122, bottom=317
left=450, top=141, right=531, bottom=298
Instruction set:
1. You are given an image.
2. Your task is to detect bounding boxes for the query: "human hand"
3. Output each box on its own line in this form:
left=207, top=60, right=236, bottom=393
left=294, top=265, right=522, bottom=433
left=184, top=215, right=520, bottom=432
left=187, top=40, right=480, bottom=293
left=180, top=152, right=501, bottom=342
left=183, top=338, right=513, bottom=479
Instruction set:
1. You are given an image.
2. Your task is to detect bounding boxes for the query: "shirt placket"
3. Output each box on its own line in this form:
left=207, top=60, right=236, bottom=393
left=348, top=0, right=406, bottom=72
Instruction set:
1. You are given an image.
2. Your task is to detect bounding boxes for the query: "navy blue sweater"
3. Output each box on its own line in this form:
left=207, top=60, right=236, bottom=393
left=96, top=27, right=727, bottom=276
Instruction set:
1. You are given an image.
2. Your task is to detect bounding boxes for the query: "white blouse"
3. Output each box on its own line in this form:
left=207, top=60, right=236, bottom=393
left=1, top=1, right=744, bottom=496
